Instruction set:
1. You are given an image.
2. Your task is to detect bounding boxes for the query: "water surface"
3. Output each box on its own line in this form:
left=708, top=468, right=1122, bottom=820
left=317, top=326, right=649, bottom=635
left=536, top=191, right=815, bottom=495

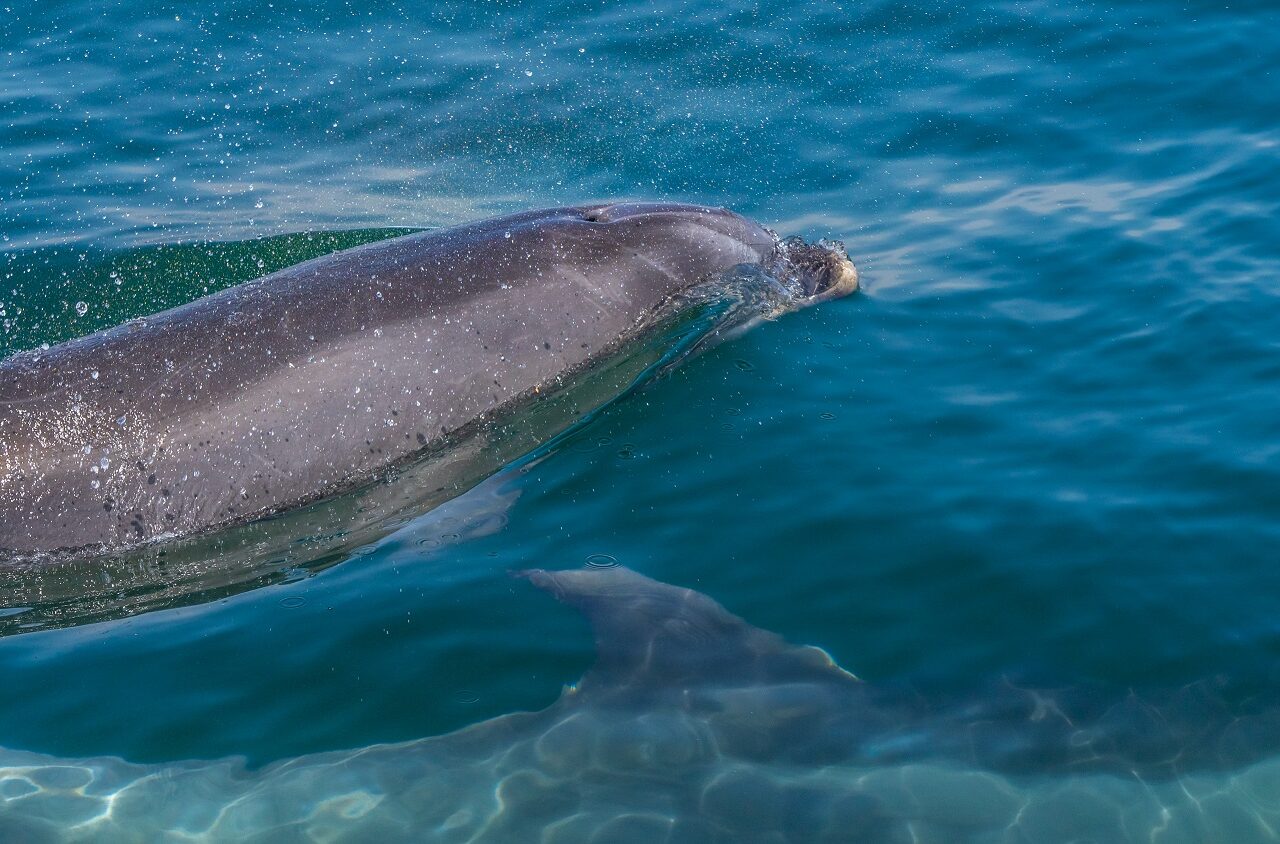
left=2, top=0, right=1279, bottom=839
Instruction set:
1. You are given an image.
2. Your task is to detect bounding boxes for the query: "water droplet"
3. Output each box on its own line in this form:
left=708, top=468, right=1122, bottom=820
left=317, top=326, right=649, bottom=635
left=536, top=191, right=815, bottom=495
left=585, top=553, right=618, bottom=568
left=75, top=301, right=88, bottom=317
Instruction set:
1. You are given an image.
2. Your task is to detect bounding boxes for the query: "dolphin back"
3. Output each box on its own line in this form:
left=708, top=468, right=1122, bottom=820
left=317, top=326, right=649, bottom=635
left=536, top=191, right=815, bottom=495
left=0, top=204, right=778, bottom=555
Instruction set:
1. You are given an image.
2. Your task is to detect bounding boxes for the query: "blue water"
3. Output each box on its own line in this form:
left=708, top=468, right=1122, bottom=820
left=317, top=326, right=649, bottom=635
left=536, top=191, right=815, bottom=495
left=3, top=0, right=1280, bottom=839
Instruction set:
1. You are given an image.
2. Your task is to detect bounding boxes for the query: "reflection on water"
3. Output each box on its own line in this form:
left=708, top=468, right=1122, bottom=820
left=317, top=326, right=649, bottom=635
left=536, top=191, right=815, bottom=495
left=0, top=230, right=413, bottom=360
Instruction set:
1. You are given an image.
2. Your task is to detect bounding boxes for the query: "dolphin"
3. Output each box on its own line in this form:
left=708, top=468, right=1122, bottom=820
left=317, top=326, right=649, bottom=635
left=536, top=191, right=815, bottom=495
left=0, top=203, right=858, bottom=556
left=2, top=566, right=1279, bottom=843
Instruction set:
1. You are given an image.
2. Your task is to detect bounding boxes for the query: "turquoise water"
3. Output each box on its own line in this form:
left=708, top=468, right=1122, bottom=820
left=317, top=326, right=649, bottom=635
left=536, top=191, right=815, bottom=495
left=3, top=0, right=1280, bottom=839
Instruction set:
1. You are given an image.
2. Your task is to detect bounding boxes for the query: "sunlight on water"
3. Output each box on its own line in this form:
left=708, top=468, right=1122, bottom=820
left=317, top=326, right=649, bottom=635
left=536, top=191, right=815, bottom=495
left=2, top=0, right=1279, bottom=840
left=6, top=568, right=1280, bottom=842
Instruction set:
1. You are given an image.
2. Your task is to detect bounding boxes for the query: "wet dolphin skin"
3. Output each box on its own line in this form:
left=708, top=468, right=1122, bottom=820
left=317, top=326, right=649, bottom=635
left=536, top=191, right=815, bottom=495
left=0, top=203, right=856, bottom=555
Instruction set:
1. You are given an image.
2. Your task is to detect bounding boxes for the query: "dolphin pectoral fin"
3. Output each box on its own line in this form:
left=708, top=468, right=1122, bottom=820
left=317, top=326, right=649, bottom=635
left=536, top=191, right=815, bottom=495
left=516, top=566, right=862, bottom=697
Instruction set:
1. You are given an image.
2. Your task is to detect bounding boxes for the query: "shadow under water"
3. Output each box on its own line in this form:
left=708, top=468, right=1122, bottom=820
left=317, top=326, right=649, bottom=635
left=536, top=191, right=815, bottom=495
left=3, top=566, right=1280, bottom=843
left=0, top=264, right=791, bottom=635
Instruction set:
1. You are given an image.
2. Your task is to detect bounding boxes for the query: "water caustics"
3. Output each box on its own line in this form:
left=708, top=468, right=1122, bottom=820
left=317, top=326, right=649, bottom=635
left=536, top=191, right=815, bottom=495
left=3, top=566, right=1280, bottom=843
left=3, top=0, right=1279, bottom=839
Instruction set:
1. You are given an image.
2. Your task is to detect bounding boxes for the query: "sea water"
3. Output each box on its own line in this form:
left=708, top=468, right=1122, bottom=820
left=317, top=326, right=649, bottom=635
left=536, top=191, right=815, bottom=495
left=2, top=0, right=1279, bottom=840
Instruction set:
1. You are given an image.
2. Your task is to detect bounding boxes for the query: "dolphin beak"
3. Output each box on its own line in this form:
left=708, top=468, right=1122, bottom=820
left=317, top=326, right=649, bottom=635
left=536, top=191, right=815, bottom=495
left=805, top=252, right=859, bottom=304
left=779, top=238, right=860, bottom=304
left=826, top=255, right=859, bottom=299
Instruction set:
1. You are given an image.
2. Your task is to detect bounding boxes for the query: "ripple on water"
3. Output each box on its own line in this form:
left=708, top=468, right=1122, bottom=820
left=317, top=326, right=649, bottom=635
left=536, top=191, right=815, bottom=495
left=0, top=0, right=1277, bottom=841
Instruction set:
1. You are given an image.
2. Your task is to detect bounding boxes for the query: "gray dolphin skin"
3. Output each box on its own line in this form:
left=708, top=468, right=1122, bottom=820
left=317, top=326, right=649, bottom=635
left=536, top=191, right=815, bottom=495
left=2, top=566, right=1279, bottom=843
left=0, top=202, right=857, bottom=556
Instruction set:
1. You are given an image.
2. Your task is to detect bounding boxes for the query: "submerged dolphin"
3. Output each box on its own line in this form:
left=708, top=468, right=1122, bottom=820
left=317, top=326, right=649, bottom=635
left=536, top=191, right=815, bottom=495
left=2, top=567, right=1279, bottom=843
left=0, top=203, right=857, bottom=555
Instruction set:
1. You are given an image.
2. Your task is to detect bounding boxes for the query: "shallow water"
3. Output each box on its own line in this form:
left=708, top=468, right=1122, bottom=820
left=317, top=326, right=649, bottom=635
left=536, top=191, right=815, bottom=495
left=2, top=0, right=1280, bottom=840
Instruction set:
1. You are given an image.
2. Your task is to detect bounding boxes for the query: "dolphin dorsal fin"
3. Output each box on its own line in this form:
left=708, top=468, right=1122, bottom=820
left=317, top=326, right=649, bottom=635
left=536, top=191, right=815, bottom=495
left=519, top=567, right=858, bottom=698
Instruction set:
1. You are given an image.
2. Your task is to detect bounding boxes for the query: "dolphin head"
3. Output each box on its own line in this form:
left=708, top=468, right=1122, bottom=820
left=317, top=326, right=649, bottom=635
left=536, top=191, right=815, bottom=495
left=777, top=236, right=860, bottom=304
left=554, top=202, right=858, bottom=308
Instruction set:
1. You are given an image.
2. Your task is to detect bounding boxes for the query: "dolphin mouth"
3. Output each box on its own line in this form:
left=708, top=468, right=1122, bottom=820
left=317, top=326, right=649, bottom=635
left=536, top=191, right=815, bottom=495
left=813, top=251, right=859, bottom=300
left=775, top=237, right=859, bottom=304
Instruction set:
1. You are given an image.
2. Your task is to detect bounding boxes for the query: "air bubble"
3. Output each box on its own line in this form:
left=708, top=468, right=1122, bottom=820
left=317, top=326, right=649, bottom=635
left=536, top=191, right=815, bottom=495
left=585, top=553, right=618, bottom=568
left=279, top=596, right=306, bottom=609
left=75, top=301, right=88, bottom=316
